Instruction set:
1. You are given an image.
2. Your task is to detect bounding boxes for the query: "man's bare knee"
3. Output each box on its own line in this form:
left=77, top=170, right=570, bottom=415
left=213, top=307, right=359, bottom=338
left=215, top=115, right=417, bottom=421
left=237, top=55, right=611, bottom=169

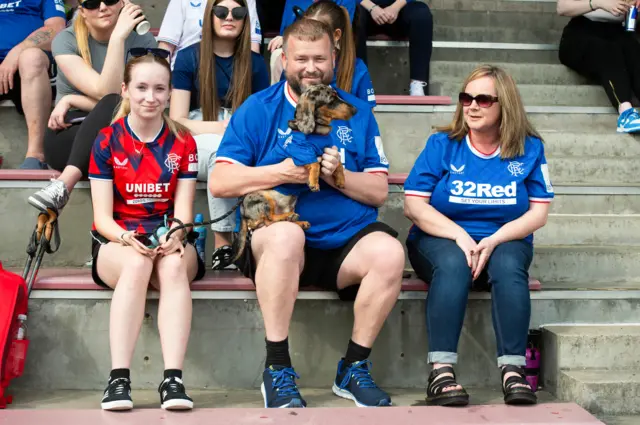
left=18, top=48, right=49, bottom=80
left=253, top=222, right=305, bottom=266
left=365, top=236, right=405, bottom=288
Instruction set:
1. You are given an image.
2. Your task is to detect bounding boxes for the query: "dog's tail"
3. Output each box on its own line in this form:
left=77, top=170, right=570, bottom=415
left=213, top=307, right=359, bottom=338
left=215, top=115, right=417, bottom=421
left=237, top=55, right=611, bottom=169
left=232, top=218, right=248, bottom=263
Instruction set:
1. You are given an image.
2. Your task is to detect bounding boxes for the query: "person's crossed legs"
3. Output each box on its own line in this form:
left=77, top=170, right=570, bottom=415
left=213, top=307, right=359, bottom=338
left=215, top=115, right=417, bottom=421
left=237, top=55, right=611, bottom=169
left=18, top=48, right=54, bottom=169
left=249, top=221, right=404, bottom=408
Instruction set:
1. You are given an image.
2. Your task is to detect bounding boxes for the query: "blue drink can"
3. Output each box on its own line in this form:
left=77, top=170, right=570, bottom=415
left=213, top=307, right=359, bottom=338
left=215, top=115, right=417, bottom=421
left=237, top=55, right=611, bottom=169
left=626, top=6, right=637, bottom=32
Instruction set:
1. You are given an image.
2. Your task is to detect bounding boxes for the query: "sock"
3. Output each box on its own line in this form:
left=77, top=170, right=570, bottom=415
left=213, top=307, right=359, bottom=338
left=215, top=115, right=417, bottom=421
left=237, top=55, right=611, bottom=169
left=265, top=337, right=292, bottom=368
left=164, top=369, right=182, bottom=380
left=344, top=339, right=371, bottom=365
left=109, top=368, right=130, bottom=383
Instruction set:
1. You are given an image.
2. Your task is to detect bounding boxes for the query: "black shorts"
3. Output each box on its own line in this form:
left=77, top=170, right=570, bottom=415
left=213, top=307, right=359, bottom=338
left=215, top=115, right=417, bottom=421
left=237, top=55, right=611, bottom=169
left=0, top=51, right=56, bottom=115
left=90, top=230, right=206, bottom=289
left=234, top=222, right=398, bottom=301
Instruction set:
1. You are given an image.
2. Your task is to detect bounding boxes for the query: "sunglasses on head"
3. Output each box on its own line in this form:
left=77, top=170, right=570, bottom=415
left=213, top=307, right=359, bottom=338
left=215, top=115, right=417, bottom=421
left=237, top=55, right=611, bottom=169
left=212, top=5, right=248, bottom=20
left=128, top=47, right=171, bottom=59
left=81, top=0, right=119, bottom=10
left=459, top=92, right=499, bottom=108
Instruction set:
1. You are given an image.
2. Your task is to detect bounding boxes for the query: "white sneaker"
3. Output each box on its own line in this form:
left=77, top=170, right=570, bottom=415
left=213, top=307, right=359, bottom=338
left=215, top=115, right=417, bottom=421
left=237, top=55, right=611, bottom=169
left=409, top=80, right=428, bottom=96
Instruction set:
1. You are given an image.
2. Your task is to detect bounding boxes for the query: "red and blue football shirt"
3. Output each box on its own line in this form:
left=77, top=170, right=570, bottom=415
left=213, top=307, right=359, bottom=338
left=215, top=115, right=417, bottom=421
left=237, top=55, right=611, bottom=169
left=88, top=116, right=198, bottom=234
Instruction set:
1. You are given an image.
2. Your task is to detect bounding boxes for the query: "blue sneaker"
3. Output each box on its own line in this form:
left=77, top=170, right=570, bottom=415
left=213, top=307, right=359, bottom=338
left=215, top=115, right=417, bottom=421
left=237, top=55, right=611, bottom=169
left=261, top=366, right=307, bottom=408
left=617, top=108, right=640, bottom=133
left=332, top=359, right=392, bottom=407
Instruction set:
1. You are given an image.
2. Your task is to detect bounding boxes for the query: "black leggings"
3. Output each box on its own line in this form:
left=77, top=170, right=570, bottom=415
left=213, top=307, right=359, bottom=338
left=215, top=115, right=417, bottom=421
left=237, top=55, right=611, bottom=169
left=43, top=93, right=120, bottom=175
left=356, top=0, right=433, bottom=84
left=559, top=16, right=640, bottom=110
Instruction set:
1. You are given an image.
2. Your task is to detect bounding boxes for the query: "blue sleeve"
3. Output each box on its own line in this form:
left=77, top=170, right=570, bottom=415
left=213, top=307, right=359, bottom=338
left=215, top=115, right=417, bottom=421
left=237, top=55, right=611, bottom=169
left=338, top=0, right=357, bottom=21
left=361, top=111, right=389, bottom=173
left=280, top=0, right=296, bottom=35
left=251, top=54, right=270, bottom=93
left=43, top=0, right=66, bottom=21
left=525, top=142, right=554, bottom=203
left=404, top=134, right=446, bottom=198
left=354, top=61, right=376, bottom=108
left=172, top=48, right=196, bottom=92
left=216, top=97, right=262, bottom=166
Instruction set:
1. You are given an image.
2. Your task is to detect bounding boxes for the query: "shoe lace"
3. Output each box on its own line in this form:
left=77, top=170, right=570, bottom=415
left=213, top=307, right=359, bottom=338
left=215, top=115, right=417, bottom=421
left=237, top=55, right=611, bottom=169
left=269, top=367, right=301, bottom=397
left=162, top=377, right=185, bottom=394
left=212, top=246, right=233, bottom=267
left=108, top=378, right=129, bottom=395
left=43, top=179, right=67, bottom=202
left=340, top=360, right=377, bottom=389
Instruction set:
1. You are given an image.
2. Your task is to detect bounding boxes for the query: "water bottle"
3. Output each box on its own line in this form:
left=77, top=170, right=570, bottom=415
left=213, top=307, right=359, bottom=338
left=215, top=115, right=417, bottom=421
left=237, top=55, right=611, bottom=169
left=14, top=314, right=27, bottom=341
left=525, top=329, right=542, bottom=392
left=194, top=214, right=207, bottom=264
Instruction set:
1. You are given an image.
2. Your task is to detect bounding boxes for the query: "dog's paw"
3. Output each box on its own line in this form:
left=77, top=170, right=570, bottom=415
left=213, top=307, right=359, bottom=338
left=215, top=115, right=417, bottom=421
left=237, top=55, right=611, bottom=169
left=297, top=221, right=311, bottom=230
left=308, top=182, right=320, bottom=192
left=288, top=213, right=300, bottom=221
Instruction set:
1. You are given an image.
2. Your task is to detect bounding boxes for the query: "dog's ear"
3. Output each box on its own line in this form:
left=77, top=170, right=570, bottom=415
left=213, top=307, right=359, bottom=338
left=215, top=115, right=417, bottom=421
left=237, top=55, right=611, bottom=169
left=292, top=94, right=316, bottom=135
left=314, top=124, right=331, bottom=135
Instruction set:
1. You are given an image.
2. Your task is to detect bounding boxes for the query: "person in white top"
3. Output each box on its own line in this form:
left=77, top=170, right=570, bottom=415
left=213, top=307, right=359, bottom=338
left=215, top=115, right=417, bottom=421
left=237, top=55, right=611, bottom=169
left=558, top=0, right=640, bottom=133
left=157, top=0, right=261, bottom=67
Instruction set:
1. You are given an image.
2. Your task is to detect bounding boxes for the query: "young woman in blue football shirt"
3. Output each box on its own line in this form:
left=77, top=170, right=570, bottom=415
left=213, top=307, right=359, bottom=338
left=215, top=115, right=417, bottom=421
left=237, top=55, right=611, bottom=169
left=404, top=65, right=553, bottom=407
left=169, top=0, right=269, bottom=270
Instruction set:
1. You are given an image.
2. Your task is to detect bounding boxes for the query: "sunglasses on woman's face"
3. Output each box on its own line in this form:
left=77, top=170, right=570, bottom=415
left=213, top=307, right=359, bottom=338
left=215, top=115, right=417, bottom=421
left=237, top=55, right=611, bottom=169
left=81, top=0, right=120, bottom=10
left=213, top=5, right=248, bottom=20
left=128, top=47, right=171, bottom=59
left=459, top=92, right=499, bottom=108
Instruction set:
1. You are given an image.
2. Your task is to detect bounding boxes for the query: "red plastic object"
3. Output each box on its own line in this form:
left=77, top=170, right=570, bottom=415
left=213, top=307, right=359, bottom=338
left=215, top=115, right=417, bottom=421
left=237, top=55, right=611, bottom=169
left=0, top=262, right=29, bottom=409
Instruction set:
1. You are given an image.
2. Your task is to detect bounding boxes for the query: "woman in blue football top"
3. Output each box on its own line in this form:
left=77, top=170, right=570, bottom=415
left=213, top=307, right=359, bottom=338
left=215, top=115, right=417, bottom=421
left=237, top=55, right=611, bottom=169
left=403, top=65, right=554, bottom=407
left=170, top=0, right=269, bottom=270
left=302, top=0, right=376, bottom=108
left=89, top=52, right=204, bottom=412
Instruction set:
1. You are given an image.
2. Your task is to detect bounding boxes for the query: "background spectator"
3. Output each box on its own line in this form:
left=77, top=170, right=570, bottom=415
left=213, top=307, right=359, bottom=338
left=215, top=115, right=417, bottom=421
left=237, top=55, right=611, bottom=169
left=404, top=65, right=553, bottom=407
left=0, top=0, right=66, bottom=169
left=557, top=0, right=640, bottom=133
left=157, top=0, right=262, bottom=68
left=169, top=0, right=268, bottom=270
left=356, top=0, right=432, bottom=96
left=27, top=0, right=156, bottom=215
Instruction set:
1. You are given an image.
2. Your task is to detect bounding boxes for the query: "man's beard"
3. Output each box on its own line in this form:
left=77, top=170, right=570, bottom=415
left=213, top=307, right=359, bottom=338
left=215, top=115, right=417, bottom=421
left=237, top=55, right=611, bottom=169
left=286, top=70, right=332, bottom=96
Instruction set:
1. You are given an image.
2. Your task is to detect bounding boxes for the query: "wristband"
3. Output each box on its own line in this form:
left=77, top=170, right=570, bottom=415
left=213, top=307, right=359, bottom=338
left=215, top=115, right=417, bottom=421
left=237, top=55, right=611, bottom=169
left=589, top=0, right=594, bottom=11
left=369, top=4, right=378, bottom=12
left=119, top=232, right=130, bottom=246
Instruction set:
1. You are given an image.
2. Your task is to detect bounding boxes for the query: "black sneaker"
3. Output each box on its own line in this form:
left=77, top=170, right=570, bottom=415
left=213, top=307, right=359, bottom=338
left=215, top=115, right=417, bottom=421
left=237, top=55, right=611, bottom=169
left=101, top=377, right=133, bottom=411
left=332, top=359, right=392, bottom=407
left=211, top=245, right=238, bottom=270
left=158, top=376, right=194, bottom=410
left=261, top=365, right=306, bottom=408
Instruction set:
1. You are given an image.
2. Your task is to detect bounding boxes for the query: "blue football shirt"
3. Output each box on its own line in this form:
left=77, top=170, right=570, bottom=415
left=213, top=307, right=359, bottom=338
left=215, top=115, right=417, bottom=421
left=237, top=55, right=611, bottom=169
left=216, top=81, right=389, bottom=249
left=279, top=0, right=356, bottom=35
left=404, top=132, right=554, bottom=244
left=0, top=0, right=65, bottom=60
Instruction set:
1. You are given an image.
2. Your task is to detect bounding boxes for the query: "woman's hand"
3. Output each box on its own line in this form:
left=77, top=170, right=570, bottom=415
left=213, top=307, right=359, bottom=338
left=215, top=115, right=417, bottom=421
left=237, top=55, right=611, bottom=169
left=472, top=236, right=499, bottom=280
left=384, top=4, right=400, bottom=24
left=158, top=232, right=185, bottom=257
left=122, top=231, right=157, bottom=258
left=268, top=35, right=283, bottom=52
left=593, top=0, right=631, bottom=16
left=371, top=5, right=391, bottom=25
left=112, top=1, right=147, bottom=41
left=48, top=98, right=72, bottom=130
left=455, top=230, right=479, bottom=272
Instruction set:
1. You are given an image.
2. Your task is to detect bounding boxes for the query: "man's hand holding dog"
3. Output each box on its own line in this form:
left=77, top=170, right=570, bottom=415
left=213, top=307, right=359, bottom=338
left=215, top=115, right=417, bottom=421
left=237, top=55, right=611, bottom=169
left=278, top=158, right=310, bottom=184
left=319, top=146, right=341, bottom=179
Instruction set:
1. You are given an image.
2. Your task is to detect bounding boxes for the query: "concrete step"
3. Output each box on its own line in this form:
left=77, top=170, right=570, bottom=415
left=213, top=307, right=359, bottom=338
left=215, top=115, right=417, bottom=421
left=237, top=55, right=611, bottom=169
left=433, top=82, right=610, bottom=107
left=434, top=26, right=562, bottom=44
left=530, top=245, right=640, bottom=285
left=431, top=9, right=568, bottom=33
left=539, top=133, right=640, bottom=158
left=429, top=0, right=558, bottom=13
left=535, top=215, right=640, bottom=246
left=542, top=325, right=640, bottom=395
left=598, top=416, right=640, bottom=425
left=558, top=370, right=640, bottom=415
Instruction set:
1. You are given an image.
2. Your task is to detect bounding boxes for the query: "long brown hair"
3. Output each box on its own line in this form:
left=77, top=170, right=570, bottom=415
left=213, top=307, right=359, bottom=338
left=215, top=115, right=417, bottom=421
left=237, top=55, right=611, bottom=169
left=112, top=54, right=190, bottom=139
left=304, top=1, right=355, bottom=93
left=199, top=0, right=253, bottom=121
left=436, top=64, right=542, bottom=159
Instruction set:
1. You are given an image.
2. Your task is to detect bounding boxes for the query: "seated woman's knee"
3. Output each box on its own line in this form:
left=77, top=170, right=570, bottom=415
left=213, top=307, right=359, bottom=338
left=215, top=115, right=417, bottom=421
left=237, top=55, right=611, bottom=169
left=487, top=246, right=528, bottom=278
left=408, top=1, right=433, bottom=25
left=155, top=253, right=189, bottom=282
left=434, top=248, right=472, bottom=280
left=123, top=250, right=155, bottom=274
left=18, top=48, right=49, bottom=79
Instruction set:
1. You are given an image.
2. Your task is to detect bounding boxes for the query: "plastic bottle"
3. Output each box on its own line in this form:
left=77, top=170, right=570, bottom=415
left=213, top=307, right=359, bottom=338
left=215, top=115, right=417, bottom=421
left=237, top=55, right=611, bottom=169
left=194, top=214, right=207, bottom=264
left=15, top=314, right=27, bottom=340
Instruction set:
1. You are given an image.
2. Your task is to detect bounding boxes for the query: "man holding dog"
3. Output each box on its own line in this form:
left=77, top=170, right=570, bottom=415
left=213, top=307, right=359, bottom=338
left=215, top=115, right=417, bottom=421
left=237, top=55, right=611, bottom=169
left=210, top=18, right=403, bottom=409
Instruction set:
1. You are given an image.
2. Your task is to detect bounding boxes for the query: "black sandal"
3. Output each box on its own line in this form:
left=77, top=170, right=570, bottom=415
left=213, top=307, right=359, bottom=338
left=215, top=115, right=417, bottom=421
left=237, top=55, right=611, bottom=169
left=501, top=365, right=538, bottom=405
left=425, top=366, right=469, bottom=406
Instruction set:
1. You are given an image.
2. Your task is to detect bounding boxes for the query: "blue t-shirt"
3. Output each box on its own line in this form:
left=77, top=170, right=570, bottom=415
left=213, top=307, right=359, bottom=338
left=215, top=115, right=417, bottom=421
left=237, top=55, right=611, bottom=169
left=280, top=0, right=356, bottom=35
left=216, top=81, right=390, bottom=249
left=404, top=132, right=554, bottom=244
left=172, top=43, right=269, bottom=112
left=0, top=0, right=65, bottom=60
left=280, top=58, right=376, bottom=108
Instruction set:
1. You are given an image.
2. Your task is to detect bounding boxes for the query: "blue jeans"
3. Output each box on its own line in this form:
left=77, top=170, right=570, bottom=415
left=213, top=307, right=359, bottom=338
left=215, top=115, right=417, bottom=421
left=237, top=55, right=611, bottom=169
left=406, top=231, right=533, bottom=367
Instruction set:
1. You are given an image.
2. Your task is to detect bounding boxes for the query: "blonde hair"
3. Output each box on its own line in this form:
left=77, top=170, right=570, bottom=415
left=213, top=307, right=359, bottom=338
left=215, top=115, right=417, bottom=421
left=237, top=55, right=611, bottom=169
left=112, top=54, right=190, bottom=139
left=74, top=14, right=92, bottom=66
left=199, top=0, right=253, bottom=121
left=436, top=64, right=542, bottom=159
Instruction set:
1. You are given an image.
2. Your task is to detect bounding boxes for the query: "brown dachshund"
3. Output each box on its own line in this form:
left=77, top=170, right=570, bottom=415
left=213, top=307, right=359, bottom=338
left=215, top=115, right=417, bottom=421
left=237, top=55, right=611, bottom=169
left=233, top=85, right=357, bottom=261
